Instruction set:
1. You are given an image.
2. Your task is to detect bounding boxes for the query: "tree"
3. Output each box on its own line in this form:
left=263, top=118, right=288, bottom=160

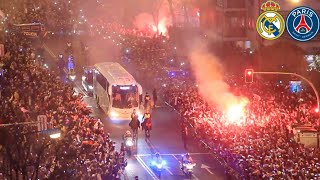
left=167, top=0, right=176, bottom=27
left=0, top=126, right=53, bottom=180
left=152, top=0, right=164, bottom=35
left=254, top=41, right=308, bottom=74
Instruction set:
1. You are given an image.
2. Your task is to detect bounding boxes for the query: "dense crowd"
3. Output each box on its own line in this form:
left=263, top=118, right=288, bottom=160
left=165, top=80, right=320, bottom=179
left=0, top=28, right=125, bottom=180
left=4, top=0, right=74, bottom=34
left=115, top=28, right=320, bottom=179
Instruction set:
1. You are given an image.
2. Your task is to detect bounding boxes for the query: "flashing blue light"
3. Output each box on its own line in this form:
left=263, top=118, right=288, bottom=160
left=67, top=55, right=75, bottom=70
left=170, top=72, right=175, bottom=76
left=151, top=161, right=156, bottom=165
left=290, top=81, right=301, bottom=93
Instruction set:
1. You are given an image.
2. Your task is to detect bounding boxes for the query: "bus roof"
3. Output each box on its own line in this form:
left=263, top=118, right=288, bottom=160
left=94, top=62, right=136, bottom=85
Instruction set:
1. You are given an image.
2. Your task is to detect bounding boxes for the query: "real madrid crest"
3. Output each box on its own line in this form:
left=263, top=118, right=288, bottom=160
left=256, top=0, right=285, bottom=40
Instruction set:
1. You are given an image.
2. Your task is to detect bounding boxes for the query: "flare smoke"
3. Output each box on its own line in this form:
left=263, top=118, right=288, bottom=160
left=189, top=41, right=247, bottom=111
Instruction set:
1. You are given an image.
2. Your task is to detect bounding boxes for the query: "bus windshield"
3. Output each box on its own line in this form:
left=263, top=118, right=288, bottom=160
left=112, top=85, right=139, bottom=109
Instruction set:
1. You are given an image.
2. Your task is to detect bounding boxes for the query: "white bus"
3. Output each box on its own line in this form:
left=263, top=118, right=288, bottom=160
left=93, top=62, right=143, bottom=119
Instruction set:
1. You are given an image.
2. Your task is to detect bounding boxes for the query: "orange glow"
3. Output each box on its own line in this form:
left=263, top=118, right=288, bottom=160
left=226, top=99, right=248, bottom=125
left=152, top=25, right=157, bottom=32
left=151, top=18, right=169, bottom=36
left=158, top=18, right=168, bottom=35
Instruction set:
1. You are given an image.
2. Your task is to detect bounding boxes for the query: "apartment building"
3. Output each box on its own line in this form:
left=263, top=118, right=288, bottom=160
left=199, top=0, right=320, bottom=53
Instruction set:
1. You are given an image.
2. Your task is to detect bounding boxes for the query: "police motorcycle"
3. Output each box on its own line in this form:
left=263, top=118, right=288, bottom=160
left=150, top=153, right=166, bottom=178
left=180, top=154, right=196, bottom=179
left=123, top=130, right=134, bottom=156
left=67, top=55, right=76, bottom=81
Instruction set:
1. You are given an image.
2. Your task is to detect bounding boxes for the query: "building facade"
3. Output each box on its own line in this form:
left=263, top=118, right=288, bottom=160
left=199, top=0, right=256, bottom=50
left=199, top=0, right=320, bottom=53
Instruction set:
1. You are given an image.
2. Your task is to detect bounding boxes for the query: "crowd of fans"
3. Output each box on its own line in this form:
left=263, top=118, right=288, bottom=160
left=0, top=10, right=126, bottom=180
left=113, top=25, right=320, bottom=179
left=3, top=0, right=74, bottom=34
left=165, top=80, right=320, bottom=179
left=0, top=32, right=125, bottom=179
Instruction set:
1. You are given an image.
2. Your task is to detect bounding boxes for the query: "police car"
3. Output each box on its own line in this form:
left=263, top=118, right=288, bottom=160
left=81, top=67, right=94, bottom=96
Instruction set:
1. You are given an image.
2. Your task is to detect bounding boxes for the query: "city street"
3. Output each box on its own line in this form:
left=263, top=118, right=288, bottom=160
left=43, top=36, right=226, bottom=180
left=2, top=0, right=320, bottom=179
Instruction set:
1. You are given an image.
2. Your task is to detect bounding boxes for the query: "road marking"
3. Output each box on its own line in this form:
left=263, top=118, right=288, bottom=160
left=135, top=155, right=159, bottom=180
left=201, top=164, right=214, bottom=175
left=42, top=43, right=68, bottom=74
left=172, top=154, right=179, bottom=161
left=164, top=167, right=173, bottom=175
left=137, top=153, right=210, bottom=157
left=145, top=140, right=158, bottom=154
left=43, top=43, right=56, bottom=58
left=75, top=82, right=87, bottom=96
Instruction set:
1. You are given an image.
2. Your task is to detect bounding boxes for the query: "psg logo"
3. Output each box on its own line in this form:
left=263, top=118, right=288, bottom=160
left=286, top=6, right=319, bottom=42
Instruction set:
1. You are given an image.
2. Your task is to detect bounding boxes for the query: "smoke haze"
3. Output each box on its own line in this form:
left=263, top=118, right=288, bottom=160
left=189, top=40, right=246, bottom=110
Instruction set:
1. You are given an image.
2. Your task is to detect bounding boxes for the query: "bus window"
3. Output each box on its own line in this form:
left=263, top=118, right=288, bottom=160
left=112, top=85, right=138, bottom=109
left=85, top=71, right=93, bottom=85
left=96, top=72, right=107, bottom=90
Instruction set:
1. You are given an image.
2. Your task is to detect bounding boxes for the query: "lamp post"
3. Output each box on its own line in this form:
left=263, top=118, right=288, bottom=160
left=291, top=0, right=300, bottom=3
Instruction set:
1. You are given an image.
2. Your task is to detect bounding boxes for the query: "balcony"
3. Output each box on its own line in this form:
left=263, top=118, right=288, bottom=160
left=225, top=0, right=247, bottom=10
left=223, top=28, right=247, bottom=38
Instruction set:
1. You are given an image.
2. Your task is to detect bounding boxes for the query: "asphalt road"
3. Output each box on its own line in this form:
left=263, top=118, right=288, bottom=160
left=43, top=35, right=227, bottom=180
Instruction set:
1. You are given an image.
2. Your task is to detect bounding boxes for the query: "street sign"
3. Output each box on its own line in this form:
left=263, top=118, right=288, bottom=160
left=0, top=44, right=4, bottom=57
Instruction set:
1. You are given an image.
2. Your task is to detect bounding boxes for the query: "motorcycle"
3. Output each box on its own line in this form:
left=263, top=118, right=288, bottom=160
left=150, top=160, right=166, bottom=178
left=67, top=55, right=76, bottom=81
left=181, top=162, right=196, bottom=179
left=125, top=136, right=134, bottom=156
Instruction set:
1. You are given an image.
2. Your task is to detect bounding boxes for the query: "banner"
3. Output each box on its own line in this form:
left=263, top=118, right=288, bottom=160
left=23, top=31, right=39, bottom=37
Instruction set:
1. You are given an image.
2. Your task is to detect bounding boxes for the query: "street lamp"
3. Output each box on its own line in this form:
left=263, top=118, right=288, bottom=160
left=46, top=128, right=62, bottom=139
left=291, top=0, right=300, bottom=3
left=49, top=132, right=61, bottom=139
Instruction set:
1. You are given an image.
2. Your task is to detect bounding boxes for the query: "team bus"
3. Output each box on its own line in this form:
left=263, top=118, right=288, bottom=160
left=93, top=62, right=143, bottom=119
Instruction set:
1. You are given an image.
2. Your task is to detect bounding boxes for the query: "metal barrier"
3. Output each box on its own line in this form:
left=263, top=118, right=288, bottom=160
left=164, top=101, right=245, bottom=179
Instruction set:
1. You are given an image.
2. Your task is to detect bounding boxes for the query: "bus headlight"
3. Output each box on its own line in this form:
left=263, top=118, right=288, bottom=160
left=110, top=111, right=119, bottom=117
left=88, top=85, right=94, bottom=90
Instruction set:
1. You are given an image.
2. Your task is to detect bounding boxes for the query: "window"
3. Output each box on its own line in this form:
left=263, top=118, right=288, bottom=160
left=96, top=71, right=107, bottom=90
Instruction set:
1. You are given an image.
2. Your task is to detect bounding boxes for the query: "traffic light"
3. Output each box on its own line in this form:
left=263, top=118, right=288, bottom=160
left=245, top=69, right=254, bottom=83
